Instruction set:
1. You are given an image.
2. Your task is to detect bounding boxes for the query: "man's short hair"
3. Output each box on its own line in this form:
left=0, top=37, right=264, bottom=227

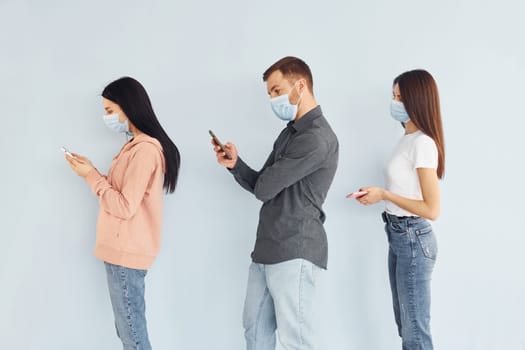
left=263, top=56, right=314, bottom=93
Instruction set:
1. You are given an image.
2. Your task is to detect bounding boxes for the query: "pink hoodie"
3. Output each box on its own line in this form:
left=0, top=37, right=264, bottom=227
left=85, top=134, right=165, bottom=270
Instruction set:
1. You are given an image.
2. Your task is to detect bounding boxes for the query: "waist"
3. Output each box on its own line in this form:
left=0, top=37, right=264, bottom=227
left=382, top=211, right=423, bottom=224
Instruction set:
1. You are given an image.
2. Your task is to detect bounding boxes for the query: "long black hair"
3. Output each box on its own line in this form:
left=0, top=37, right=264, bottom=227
left=102, top=77, right=180, bottom=193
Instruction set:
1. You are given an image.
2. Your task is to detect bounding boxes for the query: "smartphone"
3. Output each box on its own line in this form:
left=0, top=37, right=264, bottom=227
left=346, top=190, right=368, bottom=199
left=60, top=146, right=73, bottom=157
left=209, top=130, right=232, bottom=160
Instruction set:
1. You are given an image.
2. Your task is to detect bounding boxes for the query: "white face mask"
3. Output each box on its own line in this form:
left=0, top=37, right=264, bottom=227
left=102, top=113, right=132, bottom=135
left=390, top=100, right=410, bottom=123
left=270, top=84, right=303, bottom=122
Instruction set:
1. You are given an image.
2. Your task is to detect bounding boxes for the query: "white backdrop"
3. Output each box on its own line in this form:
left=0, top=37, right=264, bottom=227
left=1, top=1, right=524, bottom=349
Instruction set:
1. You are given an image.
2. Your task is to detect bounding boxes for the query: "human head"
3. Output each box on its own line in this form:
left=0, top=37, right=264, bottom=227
left=102, top=77, right=181, bottom=192
left=394, top=69, right=445, bottom=178
left=263, top=56, right=315, bottom=120
left=263, top=56, right=314, bottom=96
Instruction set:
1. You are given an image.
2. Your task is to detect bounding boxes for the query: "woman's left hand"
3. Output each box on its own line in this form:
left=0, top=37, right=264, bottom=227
left=66, top=153, right=95, bottom=178
left=357, top=186, right=385, bottom=206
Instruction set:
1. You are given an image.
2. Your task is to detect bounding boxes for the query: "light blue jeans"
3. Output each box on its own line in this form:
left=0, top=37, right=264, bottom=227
left=383, top=212, right=438, bottom=350
left=242, top=258, right=320, bottom=350
left=104, top=262, right=151, bottom=350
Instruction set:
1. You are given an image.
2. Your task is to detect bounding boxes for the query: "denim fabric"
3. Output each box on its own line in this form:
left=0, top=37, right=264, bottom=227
left=242, top=259, right=320, bottom=350
left=104, top=262, right=151, bottom=350
left=383, top=212, right=437, bottom=350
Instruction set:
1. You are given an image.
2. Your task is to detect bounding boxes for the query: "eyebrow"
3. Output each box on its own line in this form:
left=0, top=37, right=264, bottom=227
left=268, top=84, right=279, bottom=95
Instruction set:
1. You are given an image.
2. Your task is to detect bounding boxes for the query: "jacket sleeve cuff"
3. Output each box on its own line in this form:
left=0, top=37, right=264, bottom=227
left=228, top=157, right=244, bottom=174
left=84, top=168, right=104, bottom=194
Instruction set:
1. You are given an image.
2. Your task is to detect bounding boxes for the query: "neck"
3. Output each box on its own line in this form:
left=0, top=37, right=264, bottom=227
left=404, top=120, right=419, bottom=134
left=295, top=96, right=318, bottom=121
left=129, top=124, right=144, bottom=138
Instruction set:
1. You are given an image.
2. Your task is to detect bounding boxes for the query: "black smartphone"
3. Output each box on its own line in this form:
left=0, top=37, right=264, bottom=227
left=209, top=130, right=232, bottom=160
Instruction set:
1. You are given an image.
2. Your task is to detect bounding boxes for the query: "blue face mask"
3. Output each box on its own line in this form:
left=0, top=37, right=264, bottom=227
left=270, top=85, right=302, bottom=122
left=102, top=113, right=132, bottom=136
left=390, top=100, right=410, bottom=123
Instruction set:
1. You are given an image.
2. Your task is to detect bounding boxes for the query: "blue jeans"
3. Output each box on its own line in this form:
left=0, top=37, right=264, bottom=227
left=383, top=212, right=437, bottom=350
left=104, top=262, right=151, bottom=350
left=243, top=258, right=320, bottom=350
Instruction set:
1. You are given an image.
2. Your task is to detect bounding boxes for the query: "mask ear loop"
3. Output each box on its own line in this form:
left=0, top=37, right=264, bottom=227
left=291, top=80, right=304, bottom=107
left=123, top=119, right=134, bottom=140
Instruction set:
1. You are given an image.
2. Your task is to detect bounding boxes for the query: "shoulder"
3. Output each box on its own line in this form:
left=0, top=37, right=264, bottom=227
left=312, top=115, right=338, bottom=143
left=411, top=132, right=438, bottom=167
left=286, top=131, right=330, bottom=157
left=413, top=132, right=437, bottom=151
left=295, top=130, right=327, bottom=146
left=129, top=138, right=163, bottom=165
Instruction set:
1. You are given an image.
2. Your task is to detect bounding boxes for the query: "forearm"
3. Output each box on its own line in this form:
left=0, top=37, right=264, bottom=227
left=229, top=157, right=259, bottom=194
left=85, top=168, right=146, bottom=220
left=383, top=190, right=440, bottom=221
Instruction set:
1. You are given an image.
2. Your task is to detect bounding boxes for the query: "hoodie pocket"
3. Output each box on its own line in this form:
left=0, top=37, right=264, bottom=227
left=95, top=214, right=122, bottom=247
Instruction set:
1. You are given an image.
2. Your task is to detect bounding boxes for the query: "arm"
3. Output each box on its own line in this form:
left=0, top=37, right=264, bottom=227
left=85, top=145, right=162, bottom=220
left=229, top=152, right=274, bottom=194
left=254, top=132, right=328, bottom=202
left=359, top=168, right=440, bottom=220
left=211, top=139, right=275, bottom=195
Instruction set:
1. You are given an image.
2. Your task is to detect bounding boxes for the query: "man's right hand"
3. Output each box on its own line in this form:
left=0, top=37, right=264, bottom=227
left=211, top=139, right=238, bottom=169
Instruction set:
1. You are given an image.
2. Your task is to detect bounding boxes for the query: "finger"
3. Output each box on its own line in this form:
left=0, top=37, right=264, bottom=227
left=71, top=157, right=85, bottom=164
left=72, top=153, right=88, bottom=162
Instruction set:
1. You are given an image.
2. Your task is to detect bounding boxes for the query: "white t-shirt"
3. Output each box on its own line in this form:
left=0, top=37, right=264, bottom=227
left=384, top=130, right=438, bottom=217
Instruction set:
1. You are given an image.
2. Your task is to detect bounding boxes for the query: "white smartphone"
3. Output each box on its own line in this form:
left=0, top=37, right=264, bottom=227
left=60, top=146, right=73, bottom=157
left=346, top=190, right=368, bottom=199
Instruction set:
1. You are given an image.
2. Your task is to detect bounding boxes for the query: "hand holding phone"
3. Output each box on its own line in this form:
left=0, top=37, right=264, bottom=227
left=209, top=130, right=232, bottom=160
left=61, top=146, right=73, bottom=157
left=346, top=190, right=368, bottom=199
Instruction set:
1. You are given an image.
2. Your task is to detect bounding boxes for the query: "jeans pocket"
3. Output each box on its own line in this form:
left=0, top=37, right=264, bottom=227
left=388, top=221, right=406, bottom=233
left=311, top=263, right=322, bottom=287
left=137, top=268, right=148, bottom=278
left=416, top=227, right=437, bottom=260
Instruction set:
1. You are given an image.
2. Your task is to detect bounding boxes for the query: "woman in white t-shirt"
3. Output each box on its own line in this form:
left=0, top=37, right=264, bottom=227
left=355, top=70, right=445, bottom=350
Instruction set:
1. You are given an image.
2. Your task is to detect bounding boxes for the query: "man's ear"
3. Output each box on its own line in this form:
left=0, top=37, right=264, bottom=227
left=297, top=78, right=307, bottom=94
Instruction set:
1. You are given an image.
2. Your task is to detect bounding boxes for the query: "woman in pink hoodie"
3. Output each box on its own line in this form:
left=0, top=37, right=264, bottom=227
left=66, top=77, right=180, bottom=350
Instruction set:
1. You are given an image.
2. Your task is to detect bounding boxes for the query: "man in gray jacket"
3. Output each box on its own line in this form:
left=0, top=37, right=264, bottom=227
left=212, top=56, right=338, bottom=350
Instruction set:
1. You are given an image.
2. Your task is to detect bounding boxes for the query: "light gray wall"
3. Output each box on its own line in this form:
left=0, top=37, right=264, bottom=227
left=1, top=1, right=524, bottom=349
